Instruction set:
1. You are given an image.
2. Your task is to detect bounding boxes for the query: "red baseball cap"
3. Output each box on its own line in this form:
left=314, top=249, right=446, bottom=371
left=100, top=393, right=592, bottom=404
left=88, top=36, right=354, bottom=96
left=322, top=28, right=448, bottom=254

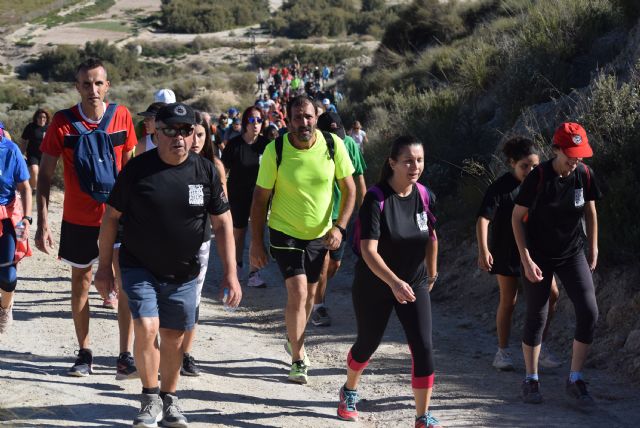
left=552, top=122, right=593, bottom=158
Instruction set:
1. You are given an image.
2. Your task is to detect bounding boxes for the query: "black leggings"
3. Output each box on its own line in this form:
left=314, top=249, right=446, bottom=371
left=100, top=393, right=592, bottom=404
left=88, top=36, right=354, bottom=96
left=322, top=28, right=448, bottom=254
left=522, top=252, right=598, bottom=346
left=348, top=275, right=434, bottom=388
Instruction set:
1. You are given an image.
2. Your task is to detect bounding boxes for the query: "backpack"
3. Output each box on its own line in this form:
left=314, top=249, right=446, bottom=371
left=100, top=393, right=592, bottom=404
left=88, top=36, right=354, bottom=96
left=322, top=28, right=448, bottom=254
left=62, top=104, right=118, bottom=203
left=524, top=161, right=591, bottom=223
left=350, top=182, right=436, bottom=256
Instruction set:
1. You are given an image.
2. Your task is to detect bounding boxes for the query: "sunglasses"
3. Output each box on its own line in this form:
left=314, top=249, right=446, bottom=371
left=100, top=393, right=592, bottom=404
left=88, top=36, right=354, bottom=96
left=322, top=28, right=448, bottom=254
left=248, top=117, right=263, bottom=124
left=158, top=127, right=194, bottom=137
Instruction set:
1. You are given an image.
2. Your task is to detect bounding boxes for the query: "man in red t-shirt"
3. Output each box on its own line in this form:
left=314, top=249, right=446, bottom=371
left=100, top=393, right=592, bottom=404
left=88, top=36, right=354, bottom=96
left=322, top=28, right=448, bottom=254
left=35, top=58, right=137, bottom=378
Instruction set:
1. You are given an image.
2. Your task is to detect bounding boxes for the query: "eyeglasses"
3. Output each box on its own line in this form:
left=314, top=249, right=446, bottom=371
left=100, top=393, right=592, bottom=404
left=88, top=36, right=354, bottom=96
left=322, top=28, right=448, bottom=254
left=248, top=117, right=263, bottom=124
left=157, top=127, right=194, bottom=137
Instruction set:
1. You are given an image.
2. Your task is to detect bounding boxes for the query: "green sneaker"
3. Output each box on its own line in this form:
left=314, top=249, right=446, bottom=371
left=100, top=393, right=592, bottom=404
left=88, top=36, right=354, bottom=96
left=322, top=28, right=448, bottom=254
left=288, top=360, right=308, bottom=384
left=284, top=339, right=311, bottom=367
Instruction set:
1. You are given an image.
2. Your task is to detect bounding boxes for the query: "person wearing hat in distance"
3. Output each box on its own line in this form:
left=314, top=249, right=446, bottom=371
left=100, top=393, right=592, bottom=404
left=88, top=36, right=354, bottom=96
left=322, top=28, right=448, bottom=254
left=134, top=102, right=166, bottom=156
left=322, top=98, right=337, bottom=114
left=512, top=122, right=602, bottom=407
left=311, top=111, right=367, bottom=327
left=222, top=117, right=242, bottom=147
left=154, top=88, right=176, bottom=104
left=94, top=102, right=240, bottom=427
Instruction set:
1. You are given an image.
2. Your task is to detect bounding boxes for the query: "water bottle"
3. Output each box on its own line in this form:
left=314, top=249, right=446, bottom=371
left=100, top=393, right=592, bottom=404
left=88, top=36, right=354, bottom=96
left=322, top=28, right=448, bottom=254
left=222, top=288, right=237, bottom=312
left=15, top=221, right=26, bottom=241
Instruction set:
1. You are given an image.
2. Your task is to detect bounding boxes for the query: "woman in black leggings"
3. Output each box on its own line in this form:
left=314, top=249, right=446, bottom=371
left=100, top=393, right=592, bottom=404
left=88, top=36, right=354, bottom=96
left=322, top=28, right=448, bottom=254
left=512, top=122, right=602, bottom=406
left=336, top=136, right=441, bottom=428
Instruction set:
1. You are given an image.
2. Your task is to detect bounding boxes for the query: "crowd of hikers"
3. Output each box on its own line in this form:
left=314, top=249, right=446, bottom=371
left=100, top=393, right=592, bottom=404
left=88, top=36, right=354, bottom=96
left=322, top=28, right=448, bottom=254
left=0, top=57, right=603, bottom=428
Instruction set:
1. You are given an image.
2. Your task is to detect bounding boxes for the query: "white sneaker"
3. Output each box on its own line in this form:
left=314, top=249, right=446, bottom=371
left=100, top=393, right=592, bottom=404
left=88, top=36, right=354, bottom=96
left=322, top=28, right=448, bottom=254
left=493, top=349, right=514, bottom=371
left=0, top=305, right=13, bottom=334
left=247, top=271, right=267, bottom=288
left=539, top=344, right=562, bottom=368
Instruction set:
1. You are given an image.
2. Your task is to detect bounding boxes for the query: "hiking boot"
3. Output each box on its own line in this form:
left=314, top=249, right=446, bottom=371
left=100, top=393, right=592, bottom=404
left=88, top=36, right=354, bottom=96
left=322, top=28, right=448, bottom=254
left=566, top=379, right=595, bottom=408
left=539, top=345, right=562, bottom=369
left=180, top=353, right=201, bottom=377
left=521, top=379, right=543, bottom=404
left=415, top=412, right=443, bottom=428
left=288, top=360, right=308, bottom=384
left=161, top=393, right=188, bottom=427
left=247, top=270, right=267, bottom=288
left=102, top=290, right=118, bottom=310
left=0, top=305, right=13, bottom=334
left=492, top=349, right=514, bottom=371
left=311, top=306, right=331, bottom=327
left=284, top=338, right=311, bottom=367
left=132, top=393, right=163, bottom=428
left=116, top=352, right=139, bottom=380
left=337, top=385, right=358, bottom=421
left=68, top=348, right=93, bottom=377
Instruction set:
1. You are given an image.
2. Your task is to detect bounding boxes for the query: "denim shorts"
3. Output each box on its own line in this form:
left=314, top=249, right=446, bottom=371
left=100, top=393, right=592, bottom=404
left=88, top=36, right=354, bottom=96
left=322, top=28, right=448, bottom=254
left=121, top=267, right=198, bottom=331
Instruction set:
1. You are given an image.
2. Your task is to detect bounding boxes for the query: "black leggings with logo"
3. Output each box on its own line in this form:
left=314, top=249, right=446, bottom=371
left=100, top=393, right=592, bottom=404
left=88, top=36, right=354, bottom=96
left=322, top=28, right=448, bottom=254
left=522, top=251, right=598, bottom=346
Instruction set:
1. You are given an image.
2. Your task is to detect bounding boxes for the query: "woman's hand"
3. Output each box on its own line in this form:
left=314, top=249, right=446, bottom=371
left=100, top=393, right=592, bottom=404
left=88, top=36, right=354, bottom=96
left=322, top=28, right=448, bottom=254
left=477, top=249, right=493, bottom=272
left=390, top=280, right=416, bottom=304
left=522, top=258, right=544, bottom=283
left=588, top=247, right=598, bottom=272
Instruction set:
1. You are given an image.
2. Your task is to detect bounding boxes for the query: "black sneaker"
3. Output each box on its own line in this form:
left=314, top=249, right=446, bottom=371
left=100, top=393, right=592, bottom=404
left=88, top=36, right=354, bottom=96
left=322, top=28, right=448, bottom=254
left=116, top=352, right=139, bottom=380
left=311, top=306, right=331, bottom=327
left=180, top=353, right=201, bottom=377
left=521, top=379, right=543, bottom=404
left=68, top=348, right=93, bottom=377
left=566, top=379, right=595, bottom=408
left=161, top=393, right=188, bottom=427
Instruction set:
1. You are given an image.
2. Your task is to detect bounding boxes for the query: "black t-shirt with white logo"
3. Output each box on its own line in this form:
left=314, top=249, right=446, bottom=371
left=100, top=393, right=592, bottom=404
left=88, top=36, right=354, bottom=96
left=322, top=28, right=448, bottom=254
left=356, top=181, right=433, bottom=287
left=476, top=172, right=521, bottom=275
left=515, top=160, right=602, bottom=261
left=108, top=150, right=229, bottom=282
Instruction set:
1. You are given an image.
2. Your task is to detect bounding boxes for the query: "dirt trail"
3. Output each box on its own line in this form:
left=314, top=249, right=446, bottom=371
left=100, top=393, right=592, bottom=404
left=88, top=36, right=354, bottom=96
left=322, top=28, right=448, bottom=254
left=0, top=191, right=639, bottom=427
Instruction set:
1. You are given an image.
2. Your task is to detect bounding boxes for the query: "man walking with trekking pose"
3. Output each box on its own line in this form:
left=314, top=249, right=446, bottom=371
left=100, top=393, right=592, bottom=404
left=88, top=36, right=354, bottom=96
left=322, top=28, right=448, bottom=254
left=95, top=102, right=241, bottom=427
left=250, top=95, right=355, bottom=384
left=35, top=58, right=138, bottom=378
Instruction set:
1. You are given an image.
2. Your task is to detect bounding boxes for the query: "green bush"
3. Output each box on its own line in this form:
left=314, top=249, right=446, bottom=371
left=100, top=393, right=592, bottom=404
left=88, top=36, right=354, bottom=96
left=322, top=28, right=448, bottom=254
left=160, top=0, right=267, bottom=33
left=256, top=44, right=367, bottom=68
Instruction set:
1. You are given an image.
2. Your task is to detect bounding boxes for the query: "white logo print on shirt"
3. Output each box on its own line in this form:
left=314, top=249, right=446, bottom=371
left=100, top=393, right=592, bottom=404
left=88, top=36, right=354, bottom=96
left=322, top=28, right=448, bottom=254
left=416, top=212, right=429, bottom=232
left=188, top=184, right=204, bottom=206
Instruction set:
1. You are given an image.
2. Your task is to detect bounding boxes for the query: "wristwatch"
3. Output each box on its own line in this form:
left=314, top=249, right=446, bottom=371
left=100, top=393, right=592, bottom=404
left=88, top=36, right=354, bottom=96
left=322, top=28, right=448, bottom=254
left=334, top=224, right=346, bottom=238
left=22, top=216, right=33, bottom=225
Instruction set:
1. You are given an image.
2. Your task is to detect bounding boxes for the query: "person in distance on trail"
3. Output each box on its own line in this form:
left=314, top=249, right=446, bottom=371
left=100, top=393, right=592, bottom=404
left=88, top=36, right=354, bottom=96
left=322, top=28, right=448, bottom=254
left=476, top=137, right=561, bottom=371
left=134, top=102, right=166, bottom=156
left=335, top=135, right=441, bottom=428
left=20, top=108, right=50, bottom=191
left=95, top=103, right=240, bottom=427
left=35, top=58, right=138, bottom=379
left=512, top=122, right=602, bottom=407
left=250, top=95, right=355, bottom=385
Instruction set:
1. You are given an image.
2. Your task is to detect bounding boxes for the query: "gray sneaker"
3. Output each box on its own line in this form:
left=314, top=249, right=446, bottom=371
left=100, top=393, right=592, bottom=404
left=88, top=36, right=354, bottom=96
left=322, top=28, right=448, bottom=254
left=161, top=393, right=188, bottom=427
left=0, top=305, right=13, bottom=334
left=311, top=306, right=331, bottom=327
left=133, top=393, right=163, bottom=428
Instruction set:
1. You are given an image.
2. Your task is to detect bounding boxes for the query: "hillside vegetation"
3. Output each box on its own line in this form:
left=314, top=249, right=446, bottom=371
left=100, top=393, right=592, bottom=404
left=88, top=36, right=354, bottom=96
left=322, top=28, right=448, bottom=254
left=159, top=0, right=268, bottom=33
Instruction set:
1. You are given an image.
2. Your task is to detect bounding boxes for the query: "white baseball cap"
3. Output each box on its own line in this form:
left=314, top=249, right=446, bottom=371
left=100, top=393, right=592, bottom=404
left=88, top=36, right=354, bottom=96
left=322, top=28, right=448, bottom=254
left=154, top=88, right=176, bottom=104
left=322, top=98, right=330, bottom=105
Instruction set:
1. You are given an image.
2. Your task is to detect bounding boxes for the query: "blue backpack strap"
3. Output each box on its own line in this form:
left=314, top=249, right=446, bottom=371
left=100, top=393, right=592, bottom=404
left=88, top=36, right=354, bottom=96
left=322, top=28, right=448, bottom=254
left=62, top=108, right=89, bottom=134
left=97, top=103, right=117, bottom=132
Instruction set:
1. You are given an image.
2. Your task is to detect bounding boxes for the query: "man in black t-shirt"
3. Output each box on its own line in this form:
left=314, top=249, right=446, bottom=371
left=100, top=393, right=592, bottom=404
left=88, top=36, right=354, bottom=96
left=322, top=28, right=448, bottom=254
left=95, top=103, right=241, bottom=428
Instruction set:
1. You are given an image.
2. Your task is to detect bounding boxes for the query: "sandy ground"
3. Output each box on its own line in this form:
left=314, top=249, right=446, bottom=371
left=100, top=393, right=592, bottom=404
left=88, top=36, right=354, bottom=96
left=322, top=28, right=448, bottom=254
left=0, top=190, right=639, bottom=427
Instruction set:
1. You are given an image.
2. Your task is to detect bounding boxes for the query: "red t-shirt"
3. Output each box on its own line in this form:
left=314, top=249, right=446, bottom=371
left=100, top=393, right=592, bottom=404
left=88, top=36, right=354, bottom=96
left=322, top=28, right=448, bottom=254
left=40, top=103, right=137, bottom=226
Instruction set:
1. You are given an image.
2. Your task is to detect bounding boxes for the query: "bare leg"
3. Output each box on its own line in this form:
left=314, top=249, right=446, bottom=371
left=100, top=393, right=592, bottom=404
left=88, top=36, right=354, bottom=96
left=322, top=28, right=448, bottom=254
left=570, top=340, right=590, bottom=372
left=28, top=165, right=38, bottom=190
left=134, top=317, right=160, bottom=388
left=285, top=275, right=311, bottom=362
left=345, top=366, right=364, bottom=390
left=0, top=290, right=14, bottom=309
left=496, top=275, right=518, bottom=349
left=70, top=266, right=93, bottom=349
left=413, top=387, right=433, bottom=417
left=114, top=248, right=133, bottom=354
left=159, top=328, right=185, bottom=392
left=522, top=343, right=541, bottom=375
left=181, top=326, right=196, bottom=354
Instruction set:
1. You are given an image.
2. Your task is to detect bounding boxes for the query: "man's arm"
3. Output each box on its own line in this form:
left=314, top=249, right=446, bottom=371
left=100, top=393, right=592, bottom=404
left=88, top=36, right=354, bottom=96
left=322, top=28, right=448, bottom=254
left=324, top=175, right=355, bottom=250
left=35, top=153, right=58, bottom=254
left=211, top=210, right=241, bottom=307
left=355, top=174, right=366, bottom=209
left=249, top=185, right=272, bottom=269
left=16, top=180, right=32, bottom=237
left=94, top=205, right=122, bottom=299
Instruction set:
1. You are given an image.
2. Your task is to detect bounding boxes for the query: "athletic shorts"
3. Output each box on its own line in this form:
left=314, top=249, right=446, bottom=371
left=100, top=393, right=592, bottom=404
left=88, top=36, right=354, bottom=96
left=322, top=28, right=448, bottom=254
left=59, top=220, right=99, bottom=268
left=228, top=189, right=252, bottom=229
left=329, top=234, right=346, bottom=262
left=121, top=267, right=198, bottom=331
left=269, top=228, right=328, bottom=283
left=26, top=154, right=41, bottom=167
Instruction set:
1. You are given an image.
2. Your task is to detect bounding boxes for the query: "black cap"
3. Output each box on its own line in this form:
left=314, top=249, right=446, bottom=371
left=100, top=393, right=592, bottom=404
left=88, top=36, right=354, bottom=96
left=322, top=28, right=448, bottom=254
left=156, top=103, right=196, bottom=126
left=137, top=102, right=167, bottom=117
left=317, top=111, right=345, bottom=139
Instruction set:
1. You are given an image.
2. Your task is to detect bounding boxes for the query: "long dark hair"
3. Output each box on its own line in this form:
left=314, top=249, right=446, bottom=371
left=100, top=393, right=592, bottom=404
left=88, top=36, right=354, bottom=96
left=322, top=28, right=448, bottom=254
left=379, top=135, right=423, bottom=183
left=241, top=106, right=264, bottom=134
left=194, top=111, right=216, bottom=162
left=502, top=136, right=538, bottom=162
left=32, top=108, right=51, bottom=125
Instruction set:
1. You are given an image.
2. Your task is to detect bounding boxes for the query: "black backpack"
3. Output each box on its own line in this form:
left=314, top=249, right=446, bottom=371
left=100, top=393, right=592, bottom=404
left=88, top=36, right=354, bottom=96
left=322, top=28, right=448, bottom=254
left=62, top=104, right=118, bottom=203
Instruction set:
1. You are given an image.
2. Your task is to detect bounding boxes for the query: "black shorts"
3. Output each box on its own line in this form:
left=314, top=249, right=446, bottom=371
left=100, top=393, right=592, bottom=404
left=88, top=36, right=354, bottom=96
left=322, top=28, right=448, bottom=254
left=59, top=220, right=99, bottom=268
left=228, top=189, right=252, bottom=229
left=269, top=228, right=328, bottom=283
left=26, top=153, right=41, bottom=167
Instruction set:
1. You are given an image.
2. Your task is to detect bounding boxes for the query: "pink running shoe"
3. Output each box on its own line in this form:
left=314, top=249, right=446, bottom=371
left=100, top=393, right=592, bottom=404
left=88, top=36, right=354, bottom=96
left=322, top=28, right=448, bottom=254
left=337, top=385, right=358, bottom=421
left=102, top=290, right=118, bottom=310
